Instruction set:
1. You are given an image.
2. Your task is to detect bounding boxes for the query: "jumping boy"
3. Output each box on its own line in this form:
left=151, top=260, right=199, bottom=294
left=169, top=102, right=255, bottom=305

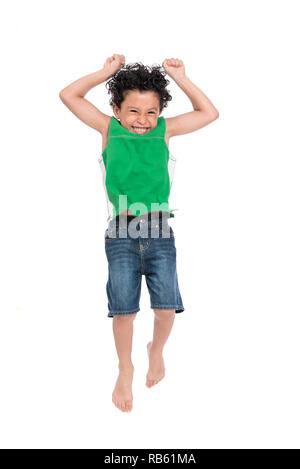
left=59, top=54, right=219, bottom=413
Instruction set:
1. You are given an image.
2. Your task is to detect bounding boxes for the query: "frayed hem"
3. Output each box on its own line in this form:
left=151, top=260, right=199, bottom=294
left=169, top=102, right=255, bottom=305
left=107, top=308, right=140, bottom=318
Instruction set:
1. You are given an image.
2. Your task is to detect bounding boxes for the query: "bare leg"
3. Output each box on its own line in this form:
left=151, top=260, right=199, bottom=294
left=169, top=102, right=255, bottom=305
left=112, top=313, right=137, bottom=412
left=146, top=309, right=175, bottom=388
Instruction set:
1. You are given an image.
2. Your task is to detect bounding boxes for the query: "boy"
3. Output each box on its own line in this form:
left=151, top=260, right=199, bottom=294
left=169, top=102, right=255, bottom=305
left=59, top=54, right=219, bottom=413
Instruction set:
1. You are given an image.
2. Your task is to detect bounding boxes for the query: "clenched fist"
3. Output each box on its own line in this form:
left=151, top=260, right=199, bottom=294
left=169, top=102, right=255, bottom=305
left=103, top=54, right=126, bottom=77
left=162, top=58, right=185, bottom=78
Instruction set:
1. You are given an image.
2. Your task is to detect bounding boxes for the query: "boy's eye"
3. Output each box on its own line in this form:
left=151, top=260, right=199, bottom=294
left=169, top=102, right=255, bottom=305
left=130, top=110, right=155, bottom=114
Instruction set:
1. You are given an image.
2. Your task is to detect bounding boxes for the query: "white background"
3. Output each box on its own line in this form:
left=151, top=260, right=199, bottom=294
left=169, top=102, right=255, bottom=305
left=0, top=0, right=299, bottom=449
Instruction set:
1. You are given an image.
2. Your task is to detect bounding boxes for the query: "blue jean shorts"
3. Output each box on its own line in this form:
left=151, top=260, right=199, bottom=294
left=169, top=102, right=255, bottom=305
left=104, top=213, right=184, bottom=318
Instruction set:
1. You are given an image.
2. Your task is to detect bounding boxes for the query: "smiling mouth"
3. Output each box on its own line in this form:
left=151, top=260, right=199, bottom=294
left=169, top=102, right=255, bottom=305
left=131, top=126, right=150, bottom=134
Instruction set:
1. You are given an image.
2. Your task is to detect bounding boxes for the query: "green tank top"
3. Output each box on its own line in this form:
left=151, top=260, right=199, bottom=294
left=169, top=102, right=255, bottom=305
left=98, top=116, right=177, bottom=222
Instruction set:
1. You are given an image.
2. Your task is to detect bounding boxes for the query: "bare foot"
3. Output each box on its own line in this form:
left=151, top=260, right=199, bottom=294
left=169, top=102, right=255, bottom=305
left=146, top=341, right=165, bottom=388
left=112, top=365, right=134, bottom=412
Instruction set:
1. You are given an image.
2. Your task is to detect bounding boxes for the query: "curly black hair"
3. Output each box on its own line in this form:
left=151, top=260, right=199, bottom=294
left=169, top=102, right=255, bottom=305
left=105, top=62, right=172, bottom=114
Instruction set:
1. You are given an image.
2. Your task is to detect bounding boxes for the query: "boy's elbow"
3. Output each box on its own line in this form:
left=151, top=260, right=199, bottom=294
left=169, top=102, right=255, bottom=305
left=204, top=109, right=219, bottom=121
left=59, top=89, right=72, bottom=101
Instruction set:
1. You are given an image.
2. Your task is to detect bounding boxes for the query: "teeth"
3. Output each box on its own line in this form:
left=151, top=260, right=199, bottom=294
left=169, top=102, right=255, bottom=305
left=132, top=126, right=149, bottom=134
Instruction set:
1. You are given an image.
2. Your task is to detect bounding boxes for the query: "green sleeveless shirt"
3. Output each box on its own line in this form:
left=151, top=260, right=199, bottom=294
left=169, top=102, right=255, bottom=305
left=98, top=116, right=177, bottom=222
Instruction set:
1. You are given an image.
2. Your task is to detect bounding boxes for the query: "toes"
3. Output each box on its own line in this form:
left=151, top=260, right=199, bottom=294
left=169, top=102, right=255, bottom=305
left=116, top=401, right=121, bottom=411
left=146, top=376, right=164, bottom=388
left=125, top=400, right=132, bottom=412
left=121, top=402, right=126, bottom=412
left=115, top=400, right=131, bottom=412
left=112, top=388, right=133, bottom=411
left=146, top=379, right=154, bottom=388
left=112, top=396, right=123, bottom=411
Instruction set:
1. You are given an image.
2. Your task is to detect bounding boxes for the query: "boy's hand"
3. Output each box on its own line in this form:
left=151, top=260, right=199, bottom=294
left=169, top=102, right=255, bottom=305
left=103, top=54, right=125, bottom=78
left=162, top=58, right=185, bottom=78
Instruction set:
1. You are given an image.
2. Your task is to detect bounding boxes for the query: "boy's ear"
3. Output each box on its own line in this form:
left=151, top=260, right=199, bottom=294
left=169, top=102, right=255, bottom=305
left=112, top=104, right=121, bottom=119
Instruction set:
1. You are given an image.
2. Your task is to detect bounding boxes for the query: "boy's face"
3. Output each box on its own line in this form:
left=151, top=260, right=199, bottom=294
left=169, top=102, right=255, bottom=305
left=113, top=90, right=160, bottom=135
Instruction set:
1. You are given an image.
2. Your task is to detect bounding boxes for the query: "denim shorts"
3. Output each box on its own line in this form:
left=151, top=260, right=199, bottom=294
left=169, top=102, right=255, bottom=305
left=104, top=212, right=184, bottom=318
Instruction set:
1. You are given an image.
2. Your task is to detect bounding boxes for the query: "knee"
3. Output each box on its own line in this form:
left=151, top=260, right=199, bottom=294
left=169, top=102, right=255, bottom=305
left=153, top=308, right=175, bottom=319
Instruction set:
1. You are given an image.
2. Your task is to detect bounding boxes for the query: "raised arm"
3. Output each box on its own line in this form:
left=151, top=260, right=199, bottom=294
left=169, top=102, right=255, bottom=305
left=162, top=58, right=219, bottom=138
left=59, top=54, right=125, bottom=135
